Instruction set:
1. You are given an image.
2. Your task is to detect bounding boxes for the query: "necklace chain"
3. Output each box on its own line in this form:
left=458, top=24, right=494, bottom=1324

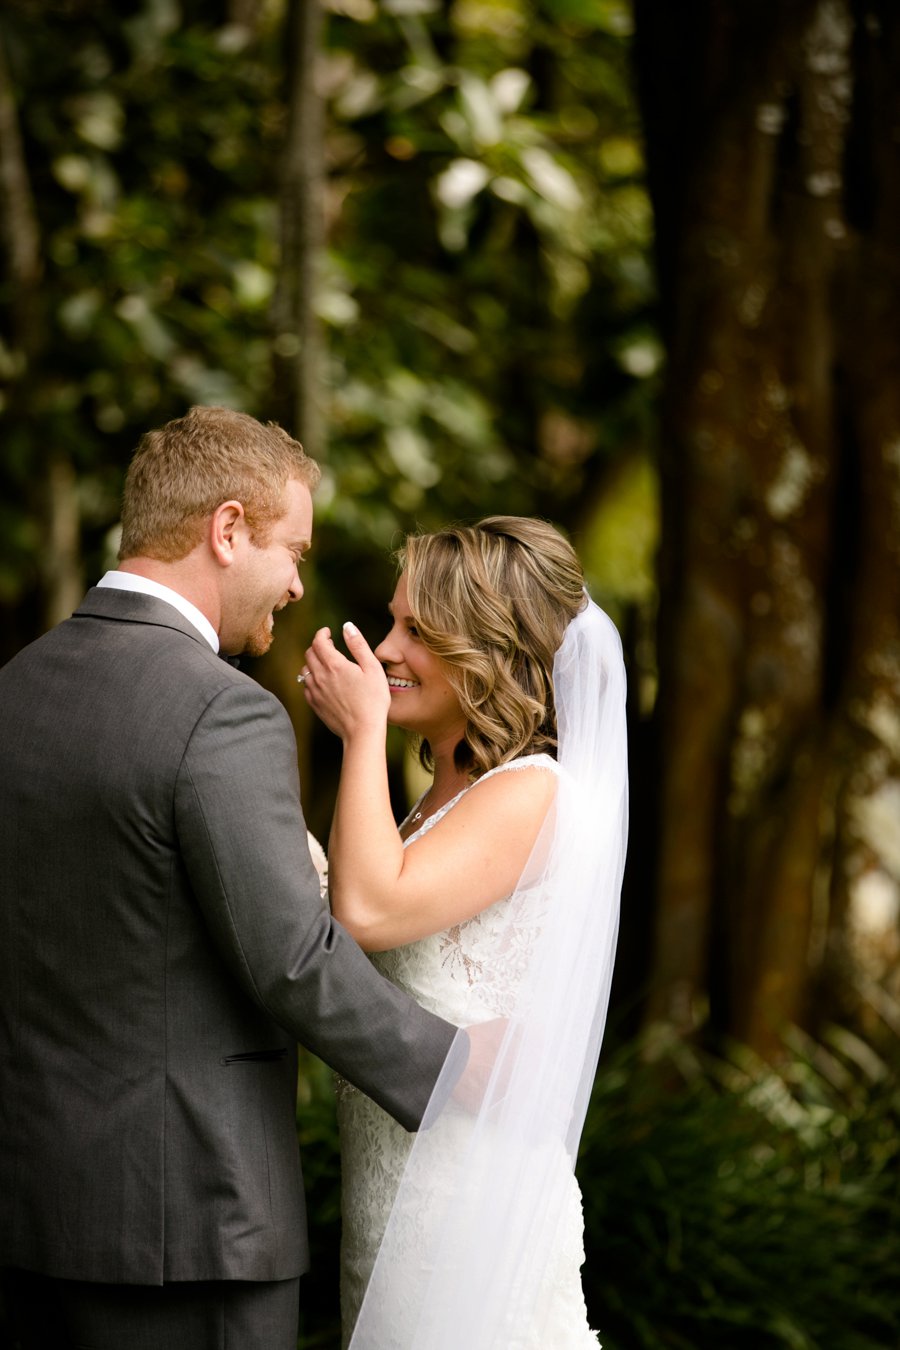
left=410, top=786, right=435, bottom=825
left=410, top=779, right=463, bottom=826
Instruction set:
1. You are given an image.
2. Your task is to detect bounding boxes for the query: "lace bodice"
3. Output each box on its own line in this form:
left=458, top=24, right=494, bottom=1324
left=336, top=754, right=600, bottom=1347
left=369, top=753, right=558, bottom=1024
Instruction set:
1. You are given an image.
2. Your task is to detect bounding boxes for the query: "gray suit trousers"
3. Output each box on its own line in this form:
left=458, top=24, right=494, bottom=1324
left=1, top=1268, right=300, bottom=1350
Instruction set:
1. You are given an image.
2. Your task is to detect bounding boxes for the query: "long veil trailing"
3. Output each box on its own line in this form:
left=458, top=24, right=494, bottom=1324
left=348, top=597, right=629, bottom=1348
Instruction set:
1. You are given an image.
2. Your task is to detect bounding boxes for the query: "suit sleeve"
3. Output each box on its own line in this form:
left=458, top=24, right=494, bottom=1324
left=174, top=679, right=460, bottom=1132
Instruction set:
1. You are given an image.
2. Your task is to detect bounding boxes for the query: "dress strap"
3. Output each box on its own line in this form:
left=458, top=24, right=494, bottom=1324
left=473, top=752, right=560, bottom=786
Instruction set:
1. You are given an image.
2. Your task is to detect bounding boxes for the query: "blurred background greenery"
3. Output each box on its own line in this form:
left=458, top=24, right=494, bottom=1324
left=1, top=1, right=898, bottom=1346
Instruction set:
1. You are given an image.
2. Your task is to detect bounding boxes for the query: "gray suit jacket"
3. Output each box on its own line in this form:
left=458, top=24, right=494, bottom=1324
left=0, top=587, right=457, bottom=1285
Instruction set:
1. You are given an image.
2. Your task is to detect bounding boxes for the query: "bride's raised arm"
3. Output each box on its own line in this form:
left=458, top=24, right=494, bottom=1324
left=301, top=622, right=555, bottom=952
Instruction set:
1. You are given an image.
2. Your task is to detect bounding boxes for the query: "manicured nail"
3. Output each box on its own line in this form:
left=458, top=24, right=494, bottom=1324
left=343, top=621, right=359, bottom=636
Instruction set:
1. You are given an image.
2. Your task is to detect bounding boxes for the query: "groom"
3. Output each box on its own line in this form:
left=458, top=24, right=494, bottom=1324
left=0, top=406, right=460, bottom=1350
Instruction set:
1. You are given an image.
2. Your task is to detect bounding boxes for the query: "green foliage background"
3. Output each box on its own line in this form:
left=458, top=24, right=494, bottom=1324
left=1, top=3, right=897, bottom=1348
left=0, top=0, right=658, bottom=635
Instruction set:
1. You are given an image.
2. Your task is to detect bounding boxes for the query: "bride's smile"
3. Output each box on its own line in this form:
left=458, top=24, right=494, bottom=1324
left=375, top=573, right=466, bottom=746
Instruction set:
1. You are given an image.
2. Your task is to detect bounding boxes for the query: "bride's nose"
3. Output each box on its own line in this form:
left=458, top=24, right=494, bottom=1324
left=374, top=624, right=400, bottom=665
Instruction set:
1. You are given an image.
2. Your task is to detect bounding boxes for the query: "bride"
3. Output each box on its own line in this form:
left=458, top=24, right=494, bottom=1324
left=301, top=516, right=628, bottom=1349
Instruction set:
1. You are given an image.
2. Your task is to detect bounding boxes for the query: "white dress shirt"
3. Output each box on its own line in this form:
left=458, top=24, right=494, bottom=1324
left=97, top=571, right=220, bottom=653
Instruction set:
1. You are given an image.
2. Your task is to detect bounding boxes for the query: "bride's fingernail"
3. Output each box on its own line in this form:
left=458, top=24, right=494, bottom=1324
left=343, top=621, right=359, bottom=636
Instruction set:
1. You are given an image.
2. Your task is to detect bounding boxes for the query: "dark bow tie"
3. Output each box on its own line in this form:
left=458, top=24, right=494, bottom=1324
left=220, top=653, right=242, bottom=669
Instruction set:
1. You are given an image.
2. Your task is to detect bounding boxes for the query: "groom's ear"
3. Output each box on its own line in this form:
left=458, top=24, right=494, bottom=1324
left=209, top=500, right=246, bottom=567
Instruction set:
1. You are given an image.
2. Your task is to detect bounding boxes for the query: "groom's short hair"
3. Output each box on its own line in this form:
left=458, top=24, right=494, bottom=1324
left=118, top=405, right=320, bottom=563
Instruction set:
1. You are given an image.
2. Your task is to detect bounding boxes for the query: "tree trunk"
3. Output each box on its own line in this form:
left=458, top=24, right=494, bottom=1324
left=258, top=0, right=327, bottom=802
left=0, top=26, right=83, bottom=632
left=0, top=28, right=41, bottom=353
left=41, top=456, right=84, bottom=630
left=271, top=0, right=325, bottom=454
left=634, top=0, right=900, bottom=1052
left=821, top=0, right=900, bottom=1043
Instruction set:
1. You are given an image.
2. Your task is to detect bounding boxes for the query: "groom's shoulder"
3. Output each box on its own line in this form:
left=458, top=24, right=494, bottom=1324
left=0, top=588, right=281, bottom=718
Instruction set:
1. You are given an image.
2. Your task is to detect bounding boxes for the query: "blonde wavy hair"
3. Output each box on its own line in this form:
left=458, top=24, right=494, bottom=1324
left=118, top=405, right=320, bottom=562
left=400, top=516, right=586, bottom=778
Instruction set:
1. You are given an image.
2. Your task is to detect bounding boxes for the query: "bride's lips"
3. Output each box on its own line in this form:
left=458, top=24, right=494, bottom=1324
left=386, top=675, right=420, bottom=691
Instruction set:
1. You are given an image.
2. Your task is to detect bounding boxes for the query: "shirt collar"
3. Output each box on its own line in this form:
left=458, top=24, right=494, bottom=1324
left=97, top=571, right=220, bottom=653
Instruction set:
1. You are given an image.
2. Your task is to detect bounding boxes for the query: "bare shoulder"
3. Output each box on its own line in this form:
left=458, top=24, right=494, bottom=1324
left=450, top=757, right=558, bottom=823
left=386, top=757, right=559, bottom=943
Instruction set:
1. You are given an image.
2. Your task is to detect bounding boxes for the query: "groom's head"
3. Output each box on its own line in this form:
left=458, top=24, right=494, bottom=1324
left=118, top=406, right=321, bottom=656
left=118, top=405, right=319, bottom=563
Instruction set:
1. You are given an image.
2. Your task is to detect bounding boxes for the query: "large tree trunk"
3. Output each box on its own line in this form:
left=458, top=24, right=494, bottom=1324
left=633, top=0, right=900, bottom=1053
left=822, top=0, right=900, bottom=1040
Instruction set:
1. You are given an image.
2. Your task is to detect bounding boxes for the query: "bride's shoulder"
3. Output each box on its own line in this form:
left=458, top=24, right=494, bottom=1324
left=459, top=754, right=560, bottom=819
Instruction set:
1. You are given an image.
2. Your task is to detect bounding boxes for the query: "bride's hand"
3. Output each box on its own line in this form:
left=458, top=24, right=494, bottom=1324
left=301, top=622, right=391, bottom=740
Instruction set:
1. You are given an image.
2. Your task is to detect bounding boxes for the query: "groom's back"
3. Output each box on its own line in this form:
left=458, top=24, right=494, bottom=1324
left=0, top=598, right=306, bottom=1285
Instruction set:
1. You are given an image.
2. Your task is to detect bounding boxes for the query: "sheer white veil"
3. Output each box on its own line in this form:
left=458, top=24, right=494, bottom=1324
left=348, top=596, right=629, bottom=1348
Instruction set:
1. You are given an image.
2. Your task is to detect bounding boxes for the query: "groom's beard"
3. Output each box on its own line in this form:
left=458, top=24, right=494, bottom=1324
left=242, top=618, right=274, bottom=658
left=241, top=595, right=290, bottom=657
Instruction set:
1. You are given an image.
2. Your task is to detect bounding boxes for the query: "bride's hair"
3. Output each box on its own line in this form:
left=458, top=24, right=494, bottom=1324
left=400, top=516, right=586, bottom=777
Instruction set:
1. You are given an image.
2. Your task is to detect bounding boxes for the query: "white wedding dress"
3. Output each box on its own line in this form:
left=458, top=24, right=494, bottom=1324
left=336, top=754, right=600, bottom=1349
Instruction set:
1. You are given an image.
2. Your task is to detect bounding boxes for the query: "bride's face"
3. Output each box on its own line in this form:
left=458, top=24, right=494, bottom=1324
left=374, top=574, right=466, bottom=750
